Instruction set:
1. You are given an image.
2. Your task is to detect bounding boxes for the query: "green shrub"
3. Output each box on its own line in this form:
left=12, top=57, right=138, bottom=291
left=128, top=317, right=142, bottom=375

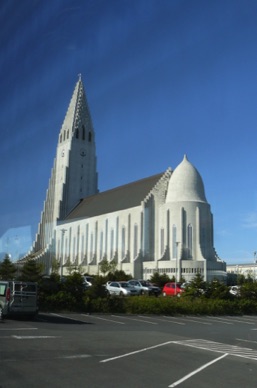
left=41, top=291, right=77, bottom=311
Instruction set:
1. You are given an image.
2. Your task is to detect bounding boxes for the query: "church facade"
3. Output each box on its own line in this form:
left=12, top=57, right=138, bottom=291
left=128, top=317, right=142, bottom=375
left=27, top=77, right=226, bottom=282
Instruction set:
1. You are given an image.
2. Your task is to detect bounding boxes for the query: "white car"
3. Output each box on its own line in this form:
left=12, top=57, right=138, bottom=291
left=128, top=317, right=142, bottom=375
left=106, top=281, right=139, bottom=296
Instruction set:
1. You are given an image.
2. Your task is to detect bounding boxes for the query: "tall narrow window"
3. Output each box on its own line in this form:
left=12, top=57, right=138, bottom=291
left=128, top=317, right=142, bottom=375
left=90, top=233, right=93, bottom=260
left=134, top=224, right=138, bottom=259
left=73, top=236, right=76, bottom=263
left=82, top=125, right=85, bottom=140
left=110, top=229, right=114, bottom=259
left=160, top=228, right=165, bottom=256
left=172, top=225, right=177, bottom=258
left=122, top=227, right=126, bottom=259
left=105, top=219, right=108, bottom=255
left=100, top=231, right=103, bottom=261
left=76, top=127, right=79, bottom=139
left=188, top=224, right=192, bottom=258
left=88, top=131, right=92, bottom=142
left=77, top=225, right=80, bottom=262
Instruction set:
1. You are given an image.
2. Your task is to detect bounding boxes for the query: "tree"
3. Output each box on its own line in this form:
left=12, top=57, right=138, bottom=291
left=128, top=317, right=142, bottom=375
left=51, top=257, right=60, bottom=275
left=183, top=273, right=207, bottom=298
left=150, top=272, right=170, bottom=288
left=0, top=255, right=17, bottom=280
left=205, top=279, right=231, bottom=300
left=99, top=257, right=117, bottom=275
left=18, top=258, right=44, bottom=282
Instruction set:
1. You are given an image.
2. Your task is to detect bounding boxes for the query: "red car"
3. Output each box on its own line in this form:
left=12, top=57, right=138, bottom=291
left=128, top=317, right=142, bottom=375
left=162, top=282, right=184, bottom=297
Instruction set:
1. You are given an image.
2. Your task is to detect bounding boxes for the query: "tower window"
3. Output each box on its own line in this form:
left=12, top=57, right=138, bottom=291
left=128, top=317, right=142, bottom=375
left=82, top=125, right=85, bottom=140
left=76, top=127, right=79, bottom=139
left=88, top=132, right=92, bottom=142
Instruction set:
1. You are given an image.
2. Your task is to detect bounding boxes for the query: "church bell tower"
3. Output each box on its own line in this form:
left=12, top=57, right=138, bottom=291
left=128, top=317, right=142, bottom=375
left=32, top=76, right=98, bottom=255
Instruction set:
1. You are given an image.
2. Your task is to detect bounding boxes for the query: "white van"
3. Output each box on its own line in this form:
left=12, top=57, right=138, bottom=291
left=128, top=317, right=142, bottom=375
left=0, top=281, right=38, bottom=320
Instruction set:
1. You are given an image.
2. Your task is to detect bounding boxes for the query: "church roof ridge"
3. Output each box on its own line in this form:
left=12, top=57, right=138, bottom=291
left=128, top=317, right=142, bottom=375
left=65, top=170, right=168, bottom=220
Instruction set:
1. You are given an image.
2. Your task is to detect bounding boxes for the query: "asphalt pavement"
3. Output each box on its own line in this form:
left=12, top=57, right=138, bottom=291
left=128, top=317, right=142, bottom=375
left=1, top=313, right=257, bottom=387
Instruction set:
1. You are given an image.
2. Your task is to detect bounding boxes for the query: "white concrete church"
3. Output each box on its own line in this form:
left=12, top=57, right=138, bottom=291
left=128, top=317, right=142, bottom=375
left=25, top=76, right=226, bottom=282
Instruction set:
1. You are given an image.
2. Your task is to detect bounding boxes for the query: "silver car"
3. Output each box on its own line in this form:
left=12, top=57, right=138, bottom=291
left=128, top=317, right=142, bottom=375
left=106, top=281, right=139, bottom=296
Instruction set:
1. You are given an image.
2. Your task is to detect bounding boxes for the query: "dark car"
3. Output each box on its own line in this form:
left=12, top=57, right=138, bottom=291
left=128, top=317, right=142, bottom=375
left=127, top=280, right=161, bottom=296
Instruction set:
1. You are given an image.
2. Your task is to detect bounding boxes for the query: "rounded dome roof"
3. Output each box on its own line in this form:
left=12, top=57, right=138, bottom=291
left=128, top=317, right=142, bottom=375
left=166, top=155, right=207, bottom=203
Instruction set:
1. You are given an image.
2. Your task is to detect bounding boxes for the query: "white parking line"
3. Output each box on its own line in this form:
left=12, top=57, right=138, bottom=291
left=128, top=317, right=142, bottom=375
left=50, top=313, right=89, bottom=323
left=166, top=316, right=212, bottom=325
left=112, top=315, right=157, bottom=325
left=168, top=353, right=228, bottom=387
left=173, top=339, right=257, bottom=360
left=12, top=335, right=61, bottom=339
left=204, top=317, right=233, bottom=325
left=100, top=340, right=173, bottom=363
left=60, top=354, right=91, bottom=359
left=236, top=338, right=257, bottom=345
left=142, top=316, right=185, bottom=325
left=0, top=327, right=38, bottom=331
left=209, top=316, right=255, bottom=325
left=81, top=314, right=125, bottom=324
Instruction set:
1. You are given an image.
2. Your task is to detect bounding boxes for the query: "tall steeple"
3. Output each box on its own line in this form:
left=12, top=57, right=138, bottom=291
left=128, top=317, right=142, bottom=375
left=32, top=76, right=98, bottom=257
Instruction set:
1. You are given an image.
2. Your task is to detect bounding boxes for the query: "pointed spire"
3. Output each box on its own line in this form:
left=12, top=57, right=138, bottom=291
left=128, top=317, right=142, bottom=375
left=59, top=75, right=94, bottom=140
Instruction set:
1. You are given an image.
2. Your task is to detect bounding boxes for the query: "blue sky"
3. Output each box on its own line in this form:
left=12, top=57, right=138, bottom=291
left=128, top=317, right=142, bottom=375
left=0, top=0, right=257, bottom=263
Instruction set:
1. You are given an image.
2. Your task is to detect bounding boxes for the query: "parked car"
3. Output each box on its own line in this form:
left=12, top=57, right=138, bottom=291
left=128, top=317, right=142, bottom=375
left=162, top=282, right=184, bottom=297
left=106, top=281, right=139, bottom=296
left=127, top=280, right=161, bottom=296
left=0, top=281, right=38, bottom=320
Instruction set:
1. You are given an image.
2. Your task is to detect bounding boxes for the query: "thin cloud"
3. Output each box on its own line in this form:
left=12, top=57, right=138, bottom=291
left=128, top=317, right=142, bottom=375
left=242, top=212, right=257, bottom=229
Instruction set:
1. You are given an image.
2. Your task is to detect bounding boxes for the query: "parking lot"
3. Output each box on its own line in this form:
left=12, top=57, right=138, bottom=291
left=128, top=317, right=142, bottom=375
left=1, top=313, right=257, bottom=387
